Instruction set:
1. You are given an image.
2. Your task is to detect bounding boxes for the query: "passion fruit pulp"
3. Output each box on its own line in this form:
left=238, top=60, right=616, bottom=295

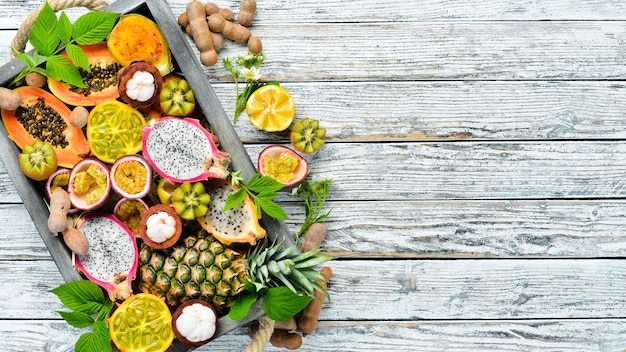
left=110, top=154, right=152, bottom=199
left=68, top=158, right=111, bottom=210
left=258, top=145, right=308, bottom=189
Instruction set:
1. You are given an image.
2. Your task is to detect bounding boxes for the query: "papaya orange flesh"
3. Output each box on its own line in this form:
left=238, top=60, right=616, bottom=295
left=1, top=86, right=89, bottom=168
left=107, top=13, right=173, bottom=76
left=48, top=42, right=122, bottom=107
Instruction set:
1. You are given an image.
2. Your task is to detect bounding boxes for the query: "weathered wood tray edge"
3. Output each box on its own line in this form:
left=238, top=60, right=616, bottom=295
left=0, top=0, right=292, bottom=348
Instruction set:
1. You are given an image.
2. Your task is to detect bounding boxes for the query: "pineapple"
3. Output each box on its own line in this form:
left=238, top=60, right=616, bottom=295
left=139, top=229, right=331, bottom=313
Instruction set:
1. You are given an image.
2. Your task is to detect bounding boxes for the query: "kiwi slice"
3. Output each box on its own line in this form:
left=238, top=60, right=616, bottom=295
left=19, top=139, right=58, bottom=181
left=171, top=182, right=211, bottom=220
left=160, top=75, right=195, bottom=117
left=290, top=118, right=326, bottom=154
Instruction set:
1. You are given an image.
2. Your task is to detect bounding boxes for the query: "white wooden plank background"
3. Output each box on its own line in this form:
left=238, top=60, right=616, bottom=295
left=0, top=0, right=625, bottom=351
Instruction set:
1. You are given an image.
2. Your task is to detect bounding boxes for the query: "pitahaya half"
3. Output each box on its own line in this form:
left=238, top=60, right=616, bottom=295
left=197, top=178, right=266, bottom=246
left=142, top=117, right=229, bottom=183
left=74, top=213, right=139, bottom=302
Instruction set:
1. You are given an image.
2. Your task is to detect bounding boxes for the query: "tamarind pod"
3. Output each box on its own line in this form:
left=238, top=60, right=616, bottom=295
left=273, top=317, right=297, bottom=331
left=212, top=32, right=225, bottom=51
left=187, top=0, right=217, bottom=66
left=178, top=12, right=188, bottom=27
left=298, top=266, right=332, bottom=335
left=218, top=8, right=235, bottom=21
left=247, top=35, right=262, bottom=54
left=301, top=222, right=328, bottom=252
left=270, top=329, right=303, bottom=350
left=238, top=0, right=257, bottom=27
left=63, top=228, right=89, bottom=256
left=204, top=2, right=219, bottom=16
left=208, top=14, right=251, bottom=44
left=48, top=211, right=68, bottom=234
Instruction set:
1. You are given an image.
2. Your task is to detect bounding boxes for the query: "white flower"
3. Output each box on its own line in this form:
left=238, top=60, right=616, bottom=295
left=242, top=67, right=261, bottom=82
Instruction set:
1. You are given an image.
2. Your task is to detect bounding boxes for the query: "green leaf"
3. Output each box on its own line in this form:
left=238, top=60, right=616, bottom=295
left=228, top=292, right=259, bottom=320
left=75, top=332, right=104, bottom=352
left=46, top=55, right=85, bottom=88
left=65, top=43, right=90, bottom=72
left=96, top=300, right=114, bottom=322
left=29, top=2, right=59, bottom=56
left=93, top=320, right=112, bottom=352
left=57, top=12, right=73, bottom=44
left=263, top=287, right=311, bottom=321
left=224, top=188, right=246, bottom=212
left=57, top=310, right=95, bottom=328
left=49, top=280, right=105, bottom=314
left=257, top=197, right=289, bottom=220
left=72, top=11, right=120, bottom=45
left=247, top=174, right=284, bottom=194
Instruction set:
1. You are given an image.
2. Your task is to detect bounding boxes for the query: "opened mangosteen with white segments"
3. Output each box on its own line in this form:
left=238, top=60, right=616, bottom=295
left=110, top=154, right=152, bottom=199
left=118, top=61, right=163, bottom=109
left=172, top=299, right=219, bottom=347
left=139, top=204, right=182, bottom=249
left=258, top=145, right=308, bottom=189
left=68, top=158, right=111, bottom=210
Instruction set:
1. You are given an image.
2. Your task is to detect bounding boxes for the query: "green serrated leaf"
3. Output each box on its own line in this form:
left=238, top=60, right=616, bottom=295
left=228, top=292, right=259, bottom=320
left=46, top=55, right=85, bottom=88
left=49, top=280, right=105, bottom=314
left=75, top=332, right=103, bottom=352
left=96, top=300, right=114, bottom=322
left=263, top=287, right=311, bottom=321
left=93, top=320, right=112, bottom=351
left=224, top=188, right=246, bottom=212
left=72, top=11, right=120, bottom=45
left=248, top=174, right=284, bottom=194
left=57, top=12, right=73, bottom=44
left=57, top=310, right=95, bottom=328
left=65, top=43, right=90, bottom=72
left=257, top=197, right=289, bottom=220
left=29, top=2, right=59, bottom=56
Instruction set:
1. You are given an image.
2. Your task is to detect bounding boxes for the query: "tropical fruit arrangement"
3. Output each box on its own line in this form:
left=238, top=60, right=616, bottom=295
left=0, top=1, right=333, bottom=351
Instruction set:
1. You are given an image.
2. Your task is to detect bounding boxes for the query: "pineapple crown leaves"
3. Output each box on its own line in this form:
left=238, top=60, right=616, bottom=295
left=245, top=237, right=333, bottom=300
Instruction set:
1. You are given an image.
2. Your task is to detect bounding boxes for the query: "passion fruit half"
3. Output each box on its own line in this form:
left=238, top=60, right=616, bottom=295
left=258, top=145, right=308, bottom=189
left=68, top=158, right=111, bottom=210
left=114, top=197, right=149, bottom=237
left=110, top=154, right=152, bottom=199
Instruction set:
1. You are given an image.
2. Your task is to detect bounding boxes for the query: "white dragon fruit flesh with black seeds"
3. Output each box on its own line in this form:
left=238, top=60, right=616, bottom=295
left=75, top=213, right=139, bottom=301
left=142, top=117, right=229, bottom=183
left=198, top=179, right=266, bottom=246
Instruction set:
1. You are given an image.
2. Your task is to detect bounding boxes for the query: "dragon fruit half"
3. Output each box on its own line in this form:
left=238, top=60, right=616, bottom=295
left=141, top=117, right=229, bottom=183
left=74, top=213, right=139, bottom=302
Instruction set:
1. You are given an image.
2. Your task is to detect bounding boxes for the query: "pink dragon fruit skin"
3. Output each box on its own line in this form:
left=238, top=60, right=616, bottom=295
left=141, top=117, right=228, bottom=183
left=74, top=213, right=139, bottom=302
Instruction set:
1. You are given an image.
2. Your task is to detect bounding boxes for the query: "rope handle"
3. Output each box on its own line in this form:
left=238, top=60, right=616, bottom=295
left=11, top=0, right=108, bottom=56
left=14, top=1, right=277, bottom=350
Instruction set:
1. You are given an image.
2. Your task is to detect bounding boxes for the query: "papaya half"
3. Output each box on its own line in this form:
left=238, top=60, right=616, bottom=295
left=1, top=86, right=89, bottom=168
left=48, top=42, right=122, bottom=107
left=107, top=13, right=173, bottom=76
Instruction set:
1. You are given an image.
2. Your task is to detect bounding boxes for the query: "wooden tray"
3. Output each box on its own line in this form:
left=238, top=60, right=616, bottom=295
left=0, top=0, right=292, bottom=348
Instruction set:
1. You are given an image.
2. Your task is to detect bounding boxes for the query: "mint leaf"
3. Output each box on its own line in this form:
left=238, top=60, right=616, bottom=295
left=228, top=292, right=259, bottom=320
left=29, top=2, right=59, bottom=56
left=257, top=196, right=289, bottom=220
left=224, top=188, right=246, bottom=212
left=247, top=175, right=284, bottom=194
left=92, top=320, right=112, bottom=352
left=72, top=11, right=120, bottom=45
left=57, top=310, right=95, bottom=328
left=75, top=332, right=103, bottom=352
left=57, top=12, right=73, bottom=44
left=65, top=43, right=90, bottom=72
left=46, top=55, right=85, bottom=88
left=49, top=280, right=105, bottom=314
left=263, top=287, right=311, bottom=321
